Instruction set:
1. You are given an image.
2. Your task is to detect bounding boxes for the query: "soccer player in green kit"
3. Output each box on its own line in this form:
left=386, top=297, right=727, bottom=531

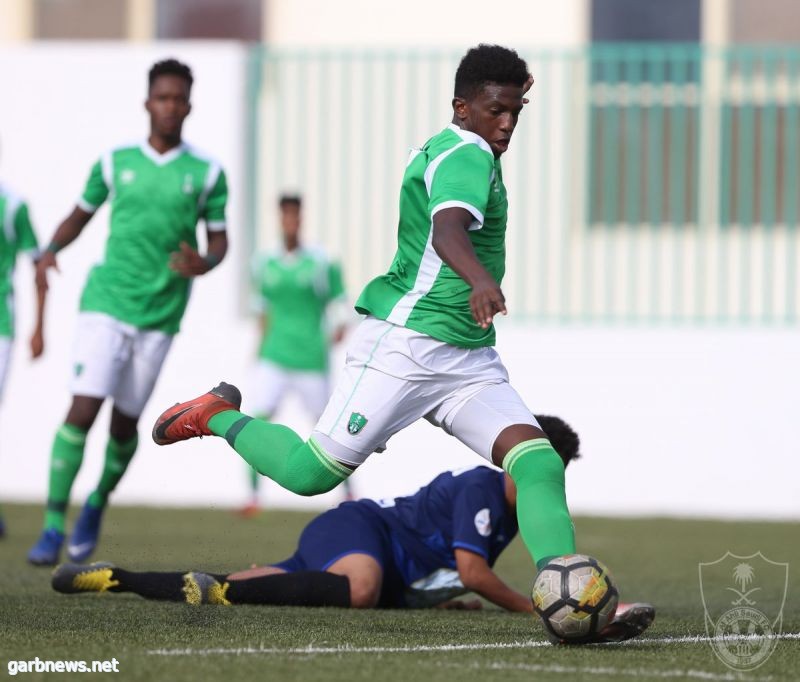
left=0, top=182, right=46, bottom=537
left=243, top=194, right=349, bottom=514
left=154, top=45, right=578, bottom=585
left=28, top=59, right=229, bottom=565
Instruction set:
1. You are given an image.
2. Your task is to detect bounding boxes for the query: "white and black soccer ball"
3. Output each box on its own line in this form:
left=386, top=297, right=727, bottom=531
left=531, top=554, right=619, bottom=643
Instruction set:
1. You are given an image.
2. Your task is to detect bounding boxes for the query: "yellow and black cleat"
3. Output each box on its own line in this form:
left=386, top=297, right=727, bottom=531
left=52, top=562, right=119, bottom=594
left=182, top=572, right=231, bottom=606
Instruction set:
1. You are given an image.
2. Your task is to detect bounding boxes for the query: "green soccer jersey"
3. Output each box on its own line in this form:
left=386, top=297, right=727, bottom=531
left=0, top=185, right=39, bottom=338
left=254, top=247, right=345, bottom=371
left=355, top=124, right=507, bottom=348
left=77, top=141, right=228, bottom=334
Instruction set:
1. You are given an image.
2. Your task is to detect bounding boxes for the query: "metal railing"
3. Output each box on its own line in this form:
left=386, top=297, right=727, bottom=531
left=245, top=45, right=800, bottom=324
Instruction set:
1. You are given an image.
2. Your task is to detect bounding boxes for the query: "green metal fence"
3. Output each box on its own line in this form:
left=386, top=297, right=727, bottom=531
left=246, top=45, right=800, bottom=324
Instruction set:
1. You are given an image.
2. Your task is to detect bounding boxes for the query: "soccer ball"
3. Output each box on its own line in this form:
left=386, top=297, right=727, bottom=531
left=531, top=554, right=619, bottom=643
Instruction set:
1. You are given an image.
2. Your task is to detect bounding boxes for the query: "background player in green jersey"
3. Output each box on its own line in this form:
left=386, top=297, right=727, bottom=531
left=243, top=194, right=349, bottom=515
left=0, top=182, right=46, bottom=537
left=154, top=45, right=579, bottom=588
left=28, top=59, right=229, bottom=565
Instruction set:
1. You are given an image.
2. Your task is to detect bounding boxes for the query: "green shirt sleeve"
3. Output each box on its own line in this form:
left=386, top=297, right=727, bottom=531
left=202, top=168, right=228, bottom=230
left=13, top=202, right=39, bottom=254
left=79, top=159, right=109, bottom=212
left=327, top=261, right=345, bottom=302
left=427, top=144, right=494, bottom=228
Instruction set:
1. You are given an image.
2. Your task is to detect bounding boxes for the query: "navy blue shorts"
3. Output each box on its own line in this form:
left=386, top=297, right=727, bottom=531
left=271, top=501, right=405, bottom=607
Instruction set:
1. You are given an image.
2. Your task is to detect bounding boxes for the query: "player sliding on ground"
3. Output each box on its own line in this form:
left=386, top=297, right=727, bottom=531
left=54, top=416, right=654, bottom=642
left=153, top=44, right=599, bottom=611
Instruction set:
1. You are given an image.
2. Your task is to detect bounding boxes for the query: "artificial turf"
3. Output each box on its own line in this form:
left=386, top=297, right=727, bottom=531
left=1, top=503, right=797, bottom=681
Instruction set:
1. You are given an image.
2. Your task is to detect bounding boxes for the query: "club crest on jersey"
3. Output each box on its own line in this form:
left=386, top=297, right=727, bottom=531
left=120, top=169, right=135, bottom=184
left=347, top=412, right=368, bottom=435
left=182, top=174, right=194, bottom=194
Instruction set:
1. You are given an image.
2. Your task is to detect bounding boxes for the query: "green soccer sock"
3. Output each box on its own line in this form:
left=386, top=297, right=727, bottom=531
left=87, top=434, right=138, bottom=509
left=503, top=438, right=577, bottom=571
left=247, top=414, right=271, bottom=496
left=208, top=411, right=350, bottom=496
left=44, top=424, right=89, bottom=532
left=248, top=465, right=259, bottom=495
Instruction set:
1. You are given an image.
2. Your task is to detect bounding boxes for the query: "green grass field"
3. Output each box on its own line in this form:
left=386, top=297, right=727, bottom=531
left=1, top=504, right=797, bottom=681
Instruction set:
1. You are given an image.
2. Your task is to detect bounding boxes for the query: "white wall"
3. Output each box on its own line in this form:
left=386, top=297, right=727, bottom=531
left=0, top=44, right=797, bottom=520
left=265, top=0, right=586, bottom=48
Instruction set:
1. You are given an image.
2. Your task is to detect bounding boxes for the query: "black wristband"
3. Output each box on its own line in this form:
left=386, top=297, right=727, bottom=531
left=202, top=253, right=222, bottom=270
left=46, top=242, right=61, bottom=255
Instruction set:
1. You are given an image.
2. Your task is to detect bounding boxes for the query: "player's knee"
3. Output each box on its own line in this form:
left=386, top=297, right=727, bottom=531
left=284, top=442, right=352, bottom=496
left=504, top=439, right=565, bottom=485
left=348, top=578, right=380, bottom=609
left=287, top=477, right=341, bottom=497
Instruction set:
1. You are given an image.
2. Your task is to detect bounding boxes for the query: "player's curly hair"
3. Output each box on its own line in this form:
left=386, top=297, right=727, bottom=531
left=534, top=415, right=582, bottom=468
left=454, top=44, right=529, bottom=100
left=148, top=58, right=193, bottom=91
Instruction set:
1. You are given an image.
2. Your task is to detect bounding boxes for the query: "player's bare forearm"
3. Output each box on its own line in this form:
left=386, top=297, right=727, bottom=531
left=48, top=207, right=93, bottom=253
left=35, top=207, right=93, bottom=292
left=205, top=230, right=228, bottom=269
left=29, top=274, right=46, bottom=358
left=455, top=549, right=532, bottom=613
left=432, top=208, right=507, bottom=328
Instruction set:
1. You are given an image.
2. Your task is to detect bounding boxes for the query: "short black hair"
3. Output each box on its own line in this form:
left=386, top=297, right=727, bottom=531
left=148, top=59, right=193, bottom=92
left=279, top=194, right=302, bottom=209
left=534, top=415, right=582, bottom=468
left=454, top=44, right=529, bottom=100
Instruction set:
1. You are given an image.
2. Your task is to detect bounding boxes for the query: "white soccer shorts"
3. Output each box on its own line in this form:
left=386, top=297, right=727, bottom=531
left=248, top=359, right=330, bottom=421
left=312, top=316, right=538, bottom=466
left=69, top=312, right=173, bottom=418
left=0, top=336, right=11, bottom=401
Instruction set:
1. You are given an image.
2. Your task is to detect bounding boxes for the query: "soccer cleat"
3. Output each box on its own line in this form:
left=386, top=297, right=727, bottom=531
left=236, top=502, right=260, bottom=519
left=52, top=562, right=118, bottom=594
left=594, top=601, right=656, bottom=643
left=27, top=528, right=65, bottom=566
left=67, top=503, right=105, bottom=562
left=546, top=601, right=655, bottom=645
left=181, top=572, right=231, bottom=605
left=152, top=382, right=242, bottom=446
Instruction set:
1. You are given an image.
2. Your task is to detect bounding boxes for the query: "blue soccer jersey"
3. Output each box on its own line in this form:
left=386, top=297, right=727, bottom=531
left=272, top=466, right=518, bottom=607
left=364, top=466, right=518, bottom=605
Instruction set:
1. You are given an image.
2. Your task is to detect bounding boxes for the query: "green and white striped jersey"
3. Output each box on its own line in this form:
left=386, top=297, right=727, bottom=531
left=355, top=124, right=507, bottom=348
left=78, top=141, right=228, bottom=334
left=253, top=247, right=345, bottom=371
left=0, top=184, right=39, bottom=338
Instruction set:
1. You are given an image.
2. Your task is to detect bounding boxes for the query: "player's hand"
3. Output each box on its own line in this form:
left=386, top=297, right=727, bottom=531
left=169, top=241, right=209, bottom=277
left=469, top=276, right=507, bottom=329
left=331, top=325, right=347, bottom=344
left=30, top=329, right=44, bottom=359
left=35, top=252, right=59, bottom=292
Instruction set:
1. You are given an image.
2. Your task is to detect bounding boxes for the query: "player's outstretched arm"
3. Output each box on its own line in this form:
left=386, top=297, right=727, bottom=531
left=36, top=207, right=94, bottom=293
left=455, top=548, right=531, bottom=613
left=29, top=268, right=46, bottom=359
left=431, top=207, right=507, bottom=329
left=168, top=230, right=228, bottom=277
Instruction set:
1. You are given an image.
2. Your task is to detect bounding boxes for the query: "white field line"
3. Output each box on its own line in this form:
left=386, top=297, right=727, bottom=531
left=440, top=661, right=773, bottom=681
left=147, top=631, right=800, bottom=657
